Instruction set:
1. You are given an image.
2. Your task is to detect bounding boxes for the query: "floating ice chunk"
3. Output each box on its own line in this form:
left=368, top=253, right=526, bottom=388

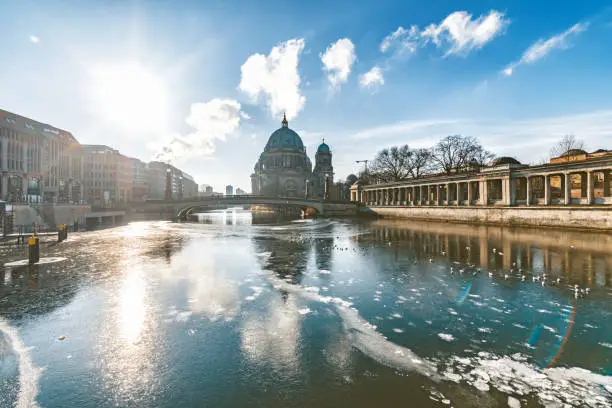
left=512, top=323, right=527, bottom=329
left=473, top=379, right=490, bottom=391
left=444, top=371, right=462, bottom=382
left=478, top=327, right=492, bottom=333
left=392, top=328, right=404, bottom=333
left=298, top=307, right=312, bottom=315
left=507, top=396, right=520, bottom=408
left=391, top=313, right=402, bottom=318
left=438, top=333, right=455, bottom=342
left=319, top=270, right=331, bottom=275
left=599, top=342, right=612, bottom=349
left=245, top=295, right=256, bottom=301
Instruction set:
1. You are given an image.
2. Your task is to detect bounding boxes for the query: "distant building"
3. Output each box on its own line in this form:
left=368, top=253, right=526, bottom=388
left=225, top=185, right=233, bottom=196
left=205, top=185, right=213, bottom=193
left=181, top=172, right=198, bottom=198
left=235, top=187, right=247, bottom=195
left=131, top=158, right=148, bottom=201
left=82, top=145, right=132, bottom=206
left=146, top=161, right=196, bottom=200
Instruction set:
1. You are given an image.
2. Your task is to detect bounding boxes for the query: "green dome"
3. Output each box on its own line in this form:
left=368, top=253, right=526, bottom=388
left=264, top=126, right=305, bottom=152
left=317, top=142, right=330, bottom=153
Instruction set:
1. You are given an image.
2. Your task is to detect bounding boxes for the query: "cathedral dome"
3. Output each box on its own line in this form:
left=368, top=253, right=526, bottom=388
left=317, top=142, right=330, bottom=153
left=264, top=113, right=305, bottom=152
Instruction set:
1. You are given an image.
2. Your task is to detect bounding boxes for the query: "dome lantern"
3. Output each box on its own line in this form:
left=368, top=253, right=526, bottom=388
left=281, top=112, right=288, bottom=128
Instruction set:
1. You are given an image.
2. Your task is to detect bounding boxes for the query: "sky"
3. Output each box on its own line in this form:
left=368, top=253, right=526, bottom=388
left=1, top=0, right=612, bottom=192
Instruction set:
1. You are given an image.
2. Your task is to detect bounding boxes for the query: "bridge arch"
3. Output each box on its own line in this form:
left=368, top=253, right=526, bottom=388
left=171, top=196, right=325, bottom=221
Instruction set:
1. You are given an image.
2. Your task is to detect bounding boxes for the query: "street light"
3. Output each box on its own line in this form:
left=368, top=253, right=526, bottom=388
left=165, top=167, right=172, bottom=200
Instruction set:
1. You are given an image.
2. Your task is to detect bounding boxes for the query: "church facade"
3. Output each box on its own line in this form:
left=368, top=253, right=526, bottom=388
left=251, top=114, right=333, bottom=199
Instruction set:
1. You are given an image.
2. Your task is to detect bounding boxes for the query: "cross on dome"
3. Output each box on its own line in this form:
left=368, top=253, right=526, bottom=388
left=281, top=112, right=288, bottom=127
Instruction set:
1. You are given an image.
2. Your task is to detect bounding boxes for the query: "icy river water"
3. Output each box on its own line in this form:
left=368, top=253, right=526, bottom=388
left=1, top=210, right=612, bottom=407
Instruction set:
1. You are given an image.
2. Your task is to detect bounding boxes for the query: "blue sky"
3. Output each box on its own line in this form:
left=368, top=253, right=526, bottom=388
left=1, top=0, right=612, bottom=192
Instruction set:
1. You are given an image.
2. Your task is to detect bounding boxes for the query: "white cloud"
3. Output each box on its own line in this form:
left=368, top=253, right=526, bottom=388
left=380, top=10, right=508, bottom=57
left=380, top=25, right=420, bottom=55
left=29, top=35, right=40, bottom=44
left=359, top=66, right=385, bottom=90
left=153, top=98, right=243, bottom=162
left=320, top=38, right=356, bottom=89
left=502, top=22, right=588, bottom=76
left=422, top=10, right=509, bottom=56
left=239, top=38, right=306, bottom=120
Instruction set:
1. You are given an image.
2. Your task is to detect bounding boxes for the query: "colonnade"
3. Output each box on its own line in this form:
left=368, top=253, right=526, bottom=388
left=353, top=167, right=612, bottom=207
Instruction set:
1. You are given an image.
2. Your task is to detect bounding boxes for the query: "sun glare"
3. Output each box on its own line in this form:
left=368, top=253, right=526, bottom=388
left=89, top=62, right=169, bottom=133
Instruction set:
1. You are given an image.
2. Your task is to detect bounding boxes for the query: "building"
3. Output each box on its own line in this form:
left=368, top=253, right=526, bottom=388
left=146, top=161, right=198, bottom=200
left=225, top=185, right=234, bottom=196
left=181, top=172, right=198, bottom=198
left=250, top=114, right=334, bottom=198
left=0, top=109, right=84, bottom=203
left=131, top=158, right=148, bottom=201
left=82, top=145, right=132, bottom=206
left=235, top=187, right=247, bottom=195
left=351, top=150, right=612, bottom=207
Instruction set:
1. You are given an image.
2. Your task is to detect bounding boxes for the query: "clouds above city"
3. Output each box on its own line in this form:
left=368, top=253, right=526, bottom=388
left=380, top=10, right=509, bottom=58
left=239, top=38, right=306, bottom=120
left=320, top=38, right=356, bottom=89
left=359, top=66, right=384, bottom=90
left=153, top=98, right=243, bottom=162
left=2, top=1, right=610, bottom=192
left=502, top=22, right=589, bottom=76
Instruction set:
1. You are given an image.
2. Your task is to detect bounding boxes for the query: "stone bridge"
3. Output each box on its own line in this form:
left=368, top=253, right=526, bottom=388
left=128, top=195, right=358, bottom=220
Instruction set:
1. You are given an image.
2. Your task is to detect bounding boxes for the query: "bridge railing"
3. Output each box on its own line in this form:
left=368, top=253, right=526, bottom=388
left=143, top=195, right=353, bottom=205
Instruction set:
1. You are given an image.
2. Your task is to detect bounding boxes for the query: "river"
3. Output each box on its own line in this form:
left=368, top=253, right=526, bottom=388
left=1, top=209, right=611, bottom=407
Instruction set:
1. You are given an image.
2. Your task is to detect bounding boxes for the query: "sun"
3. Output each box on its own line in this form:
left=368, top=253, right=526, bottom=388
left=89, top=62, right=169, bottom=133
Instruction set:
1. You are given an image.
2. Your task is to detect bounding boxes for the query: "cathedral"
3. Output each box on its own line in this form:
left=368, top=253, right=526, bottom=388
left=251, top=114, right=333, bottom=199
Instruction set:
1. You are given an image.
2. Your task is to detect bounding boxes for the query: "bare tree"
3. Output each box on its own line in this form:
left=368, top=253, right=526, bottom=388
left=550, top=134, right=585, bottom=159
left=370, top=145, right=412, bottom=182
left=407, top=148, right=432, bottom=178
left=431, top=135, right=490, bottom=174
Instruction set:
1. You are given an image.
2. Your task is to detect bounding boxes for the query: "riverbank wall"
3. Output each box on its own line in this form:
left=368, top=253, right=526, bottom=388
left=13, top=204, right=91, bottom=227
left=365, top=206, right=612, bottom=231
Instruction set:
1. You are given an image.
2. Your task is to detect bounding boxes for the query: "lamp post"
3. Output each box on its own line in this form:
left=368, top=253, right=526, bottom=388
left=165, top=167, right=172, bottom=200
left=305, top=179, right=309, bottom=199
left=178, top=175, right=183, bottom=200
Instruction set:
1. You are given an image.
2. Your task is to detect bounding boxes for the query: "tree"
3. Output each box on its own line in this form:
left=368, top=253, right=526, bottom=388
left=431, top=135, right=491, bottom=174
left=407, top=148, right=432, bottom=178
left=550, top=134, right=585, bottom=160
left=370, top=145, right=412, bottom=182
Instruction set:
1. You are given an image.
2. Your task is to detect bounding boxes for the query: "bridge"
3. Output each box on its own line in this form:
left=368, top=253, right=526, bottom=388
left=128, top=195, right=359, bottom=220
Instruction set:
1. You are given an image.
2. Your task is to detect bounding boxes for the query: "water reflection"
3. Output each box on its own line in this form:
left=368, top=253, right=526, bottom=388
left=365, top=219, right=612, bottom=287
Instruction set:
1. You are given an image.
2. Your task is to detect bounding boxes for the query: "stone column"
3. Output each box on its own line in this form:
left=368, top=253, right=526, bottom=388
left=544, top=174, right=551, bottom=205
left=482, top=180, right=489, bottom=206
left=445, top=183, right=450, bottom=205
left=587, top=171, right=594, bottom=204
left=456, top=183, right=461, bottom=206
left=436, top=185, right=441, bottom=205
left=509, top=177, right=516, bottom=206
left=467, top=182, right=473, bottom=205
left=526, top=176, right=531, bottom=206
left=564, top=173, right=571, bottom=205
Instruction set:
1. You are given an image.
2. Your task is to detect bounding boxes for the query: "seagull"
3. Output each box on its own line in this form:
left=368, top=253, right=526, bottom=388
left=521, top=275, right=526, bottom=282
left=541, top=280, right=545, bottom=287
left=504, top=274, right=509, bottom=280
left=585, top=287, right=591, bottom=295
left=498, top=252, right=504, bottom=256
left=556, top=277, right=561, bottom=284
left=459, top=269, right=464, bottom=275
left=492, top=248, right=497, bottom=253
left=489, top=272, right=494, bottom=278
